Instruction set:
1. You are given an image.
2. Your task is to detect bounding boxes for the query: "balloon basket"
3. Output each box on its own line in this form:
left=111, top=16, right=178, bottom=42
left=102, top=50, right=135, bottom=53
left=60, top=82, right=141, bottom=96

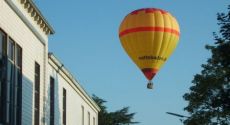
left=147, top=81, right=153, bottom=89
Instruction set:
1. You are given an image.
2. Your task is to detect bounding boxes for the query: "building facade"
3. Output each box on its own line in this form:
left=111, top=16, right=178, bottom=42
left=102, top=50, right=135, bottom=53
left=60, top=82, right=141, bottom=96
left=0, top=0, right=100, bottom=125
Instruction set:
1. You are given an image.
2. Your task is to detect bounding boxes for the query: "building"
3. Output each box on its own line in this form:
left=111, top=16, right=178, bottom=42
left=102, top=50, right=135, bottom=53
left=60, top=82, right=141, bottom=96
left=0, top=0, right=100, bottom=125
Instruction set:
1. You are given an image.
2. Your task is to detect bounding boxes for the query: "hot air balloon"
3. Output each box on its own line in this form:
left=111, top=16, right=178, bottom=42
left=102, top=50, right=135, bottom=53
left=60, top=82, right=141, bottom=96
left=119, top=8, right=180, bottom=89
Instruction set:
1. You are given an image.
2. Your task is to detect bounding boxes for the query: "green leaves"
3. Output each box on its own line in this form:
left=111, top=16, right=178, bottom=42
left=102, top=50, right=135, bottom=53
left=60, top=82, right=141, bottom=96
left=183, top=5, right=230, bottom=125
left=92, top=95, right=139, bottom=125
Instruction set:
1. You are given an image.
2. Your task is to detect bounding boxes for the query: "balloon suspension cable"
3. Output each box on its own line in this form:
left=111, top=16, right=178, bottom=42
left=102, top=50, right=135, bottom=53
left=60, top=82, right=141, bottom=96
left=147, top=80, right=153, bottom=89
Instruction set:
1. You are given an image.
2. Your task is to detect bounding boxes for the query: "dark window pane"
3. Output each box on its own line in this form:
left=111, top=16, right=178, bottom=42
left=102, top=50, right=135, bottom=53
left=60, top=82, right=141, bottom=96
left=34, top=110, right=39, bottom=125
left=0, top=31, right=4, bottom=58
left=88, top=112, right=90, bottom=125
left=0, top=30, right=8, bottom=123
left=35, top=76, right=40, bottom=91
left=7, top=61, right=13, bottom=104
left=50, top=77, right=55, bottom=125
left=0, top=82, right=1, bottom=97
left=6, top=61, right=13, bottom=124
left=0, top=31, right=6, bottom=77
left=15, top=45, right=22, bottom=68
left=0, top=31, right=7, bottom=57
left=35, top=93, right=40, bottom=108
left=7, top=61, right=13, bottom=82
left=0, top=30, right=6, bottom=58
left=8, top=39, right=14, bottom=61
left=34, top=62, right=40, bottom=125
left=82, top=106, right=84, bottom=125
left=0, top=33, right=2, bottom=53
left=0, top=81, right=7, bottom=123
left=63, top=88, right=66, bottom=125
left=16, top=67, right=22, bottom=125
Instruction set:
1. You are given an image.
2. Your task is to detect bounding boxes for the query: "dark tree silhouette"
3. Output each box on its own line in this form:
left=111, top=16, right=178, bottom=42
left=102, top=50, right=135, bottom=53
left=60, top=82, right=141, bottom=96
left=92, top=95, right=139, bottom=125
left=183, top=5, right=230, bottom=125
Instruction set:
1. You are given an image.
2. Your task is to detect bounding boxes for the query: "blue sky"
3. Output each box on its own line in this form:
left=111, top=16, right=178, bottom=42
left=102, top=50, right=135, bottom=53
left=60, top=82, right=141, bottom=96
left=35, top=1, right=229, bottom=124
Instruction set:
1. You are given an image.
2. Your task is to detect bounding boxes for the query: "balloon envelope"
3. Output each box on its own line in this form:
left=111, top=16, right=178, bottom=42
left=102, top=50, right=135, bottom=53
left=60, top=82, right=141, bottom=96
left=119, top=8, right=180, bottom=81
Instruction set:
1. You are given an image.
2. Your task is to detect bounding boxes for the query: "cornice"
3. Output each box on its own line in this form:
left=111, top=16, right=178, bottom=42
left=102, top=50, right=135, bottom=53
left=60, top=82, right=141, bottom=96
left=20, top=0, right=55, bottom=35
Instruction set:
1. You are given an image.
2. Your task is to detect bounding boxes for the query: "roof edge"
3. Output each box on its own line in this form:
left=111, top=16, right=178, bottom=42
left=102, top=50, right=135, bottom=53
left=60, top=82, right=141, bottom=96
left=48, top=52, right=101, bottom=112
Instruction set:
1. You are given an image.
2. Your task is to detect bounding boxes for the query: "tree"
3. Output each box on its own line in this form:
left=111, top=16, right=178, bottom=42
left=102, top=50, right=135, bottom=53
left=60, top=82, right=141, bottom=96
left=92, top=95, right=139, bottom=125
left=183, top=5, right=230, bottom=125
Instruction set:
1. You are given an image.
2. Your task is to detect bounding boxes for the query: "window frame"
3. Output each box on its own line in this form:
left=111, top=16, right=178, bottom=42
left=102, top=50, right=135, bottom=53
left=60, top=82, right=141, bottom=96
left=82, top=106, right=84, bottom=125
left=63, top=88, right=66, bottom=125
left=34, top=62, right=40, bottom=125
left=50, top=76, right=55, bottom=125
left=0, top=28, right=22, bottom=125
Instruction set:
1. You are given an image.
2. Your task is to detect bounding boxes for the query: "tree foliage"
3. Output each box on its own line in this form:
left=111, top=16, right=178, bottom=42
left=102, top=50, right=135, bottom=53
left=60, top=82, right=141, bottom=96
left=92, top=95, right=139, bottom=125
left=183, top=5, right=230, bottom=125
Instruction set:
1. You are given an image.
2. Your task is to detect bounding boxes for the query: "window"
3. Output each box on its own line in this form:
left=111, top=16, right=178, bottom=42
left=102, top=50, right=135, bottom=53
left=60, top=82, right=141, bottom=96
left=0, top=29, right=6, bottom=123
left=15, top=44, right=22, bottom=125
left=63, top=88, right=66, bottom=125
left=50, top=77, right=55, bottom=125
left=88, top=112, right=90, bottom=125
left=0, top=30, right=5, bottom=59
left=15, top=45, right=22, bottom=68
left=34, top=62, right=40, bottom=125
left=0, top=30, right=22, bottom=125
left=0, top=32, right=3, bottom=55
left=8, top=39, right=14, bottom=61
left=81, top=106, right=84, bottom=125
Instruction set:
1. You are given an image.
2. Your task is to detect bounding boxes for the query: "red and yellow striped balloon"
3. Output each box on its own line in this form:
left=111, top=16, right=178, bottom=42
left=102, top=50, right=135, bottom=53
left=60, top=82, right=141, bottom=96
left=119, top=8, right=180, bottom=83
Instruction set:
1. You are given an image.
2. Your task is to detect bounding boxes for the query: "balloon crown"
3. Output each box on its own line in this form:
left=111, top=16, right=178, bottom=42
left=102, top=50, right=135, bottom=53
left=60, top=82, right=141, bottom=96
left=130, top=8, right=168, bottom=15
